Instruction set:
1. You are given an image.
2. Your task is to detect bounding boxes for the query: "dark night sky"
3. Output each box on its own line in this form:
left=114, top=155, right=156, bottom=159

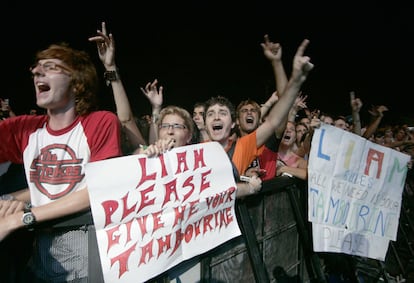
left=4, top=1, right=413, bottom=125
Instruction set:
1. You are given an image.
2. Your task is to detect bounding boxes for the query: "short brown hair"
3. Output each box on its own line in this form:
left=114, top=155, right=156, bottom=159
left=34, top=43, right=98, bottom=115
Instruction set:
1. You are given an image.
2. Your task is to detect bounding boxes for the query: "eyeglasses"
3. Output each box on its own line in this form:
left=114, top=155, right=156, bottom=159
left=158, top=123, right=187, bottom=130
left=30, top=61, right=72, bottom=75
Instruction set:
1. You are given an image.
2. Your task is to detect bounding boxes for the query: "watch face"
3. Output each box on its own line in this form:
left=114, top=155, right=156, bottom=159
left=23, top=212, right=35, bottom=225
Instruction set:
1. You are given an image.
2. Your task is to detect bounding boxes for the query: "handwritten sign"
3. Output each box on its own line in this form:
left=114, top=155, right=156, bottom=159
left=85, top=142, right=241, bottom=282
left=308, top=124, right=410, bottom=260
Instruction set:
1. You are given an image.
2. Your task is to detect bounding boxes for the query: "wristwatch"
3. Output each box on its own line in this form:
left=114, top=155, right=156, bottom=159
left=104, top=69, right=120, bottom=86
left=22, top=207, right=36, bottom=231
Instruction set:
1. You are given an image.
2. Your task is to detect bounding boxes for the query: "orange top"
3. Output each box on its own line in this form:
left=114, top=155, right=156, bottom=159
left=231, top=131, right=262, bottom=175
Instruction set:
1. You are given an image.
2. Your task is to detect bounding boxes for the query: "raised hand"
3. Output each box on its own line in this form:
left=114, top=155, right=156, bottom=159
left=88, top=21, right=116, bottom=69
left=350, top=91, right=363, bottom=113
left=291, top=39, right=313, bottom=83
left=140, top=79, right=163, bottom=109
left=261, top=34, right=282, bottom=62
left=294, top=93, right=308, bottom=111
left=368, top=105, right=389, bottom=117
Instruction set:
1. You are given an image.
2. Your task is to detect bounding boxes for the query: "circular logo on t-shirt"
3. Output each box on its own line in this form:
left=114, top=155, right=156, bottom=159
left=30, top=144, right=84, bottom=199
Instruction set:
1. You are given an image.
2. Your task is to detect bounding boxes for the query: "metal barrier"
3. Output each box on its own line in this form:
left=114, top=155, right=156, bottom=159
left=195, top=176, right=326, bottom=283
left=39, top=175, right=414, bottom=282
left=129, top=174, right=414, bottom=282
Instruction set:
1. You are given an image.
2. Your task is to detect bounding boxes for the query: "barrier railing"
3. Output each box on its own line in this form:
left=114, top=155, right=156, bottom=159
left=182, top=175, right=327, bottom=283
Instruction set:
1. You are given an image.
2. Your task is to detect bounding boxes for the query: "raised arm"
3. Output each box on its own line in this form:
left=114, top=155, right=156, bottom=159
left=259, top=35, right=288, bottom=122
left=140, top=79, right=164, bottom=144
left=288, top=93, right=308, bottom=122
left=261, top=34, right=288, bottom=96
left=363, top=105, right=388, bottom=139
left=88, top=22, right=147, bottom=148
left=256, top=39, right=314, bottom=147
left=350, top=91, right=363, bottom=135
left=260, top=91, right=279, bottom=122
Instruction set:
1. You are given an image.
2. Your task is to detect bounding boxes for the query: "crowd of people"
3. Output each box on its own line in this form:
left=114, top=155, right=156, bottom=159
left=0, top=21, right=413, bottom=282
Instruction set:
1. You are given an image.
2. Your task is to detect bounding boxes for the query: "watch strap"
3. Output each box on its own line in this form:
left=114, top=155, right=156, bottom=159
left=104, top=69, right=120, bottom=86
left=22, top=207, right=36, bottom=231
